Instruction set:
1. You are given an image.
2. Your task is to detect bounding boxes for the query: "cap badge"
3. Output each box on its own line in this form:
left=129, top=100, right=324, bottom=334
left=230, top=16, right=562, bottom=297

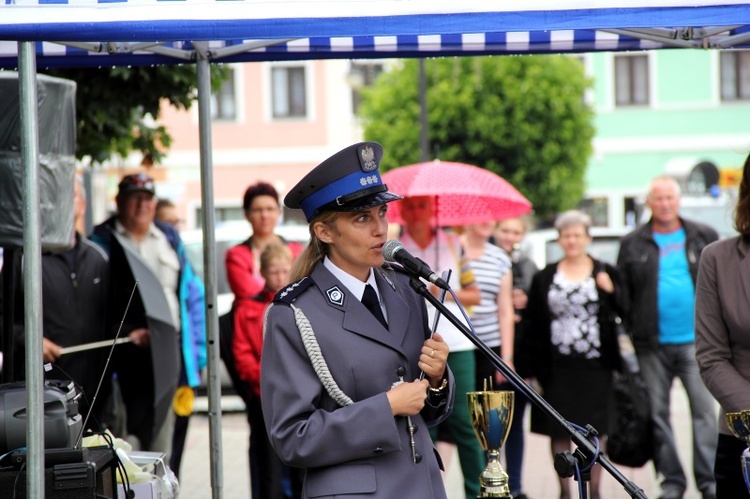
left=359, top=145, right=378, bottom=172
left=326, top=286, right=345, bottom=306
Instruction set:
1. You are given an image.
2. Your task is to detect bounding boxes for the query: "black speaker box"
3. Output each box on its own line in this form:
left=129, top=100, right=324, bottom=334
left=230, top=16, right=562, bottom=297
left=0, top=446, right=118, bottom=498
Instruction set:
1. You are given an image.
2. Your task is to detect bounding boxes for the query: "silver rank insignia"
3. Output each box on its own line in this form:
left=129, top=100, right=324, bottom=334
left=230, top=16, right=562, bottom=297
left=326, top=286, right=345, bottom=306
left=358, top=144, right=378, bottom=172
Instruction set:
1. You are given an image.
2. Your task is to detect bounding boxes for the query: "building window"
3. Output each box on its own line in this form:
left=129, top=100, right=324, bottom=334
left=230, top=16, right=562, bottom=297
left=614, top=55, right=649, bottom=106
left=211, top=68, right=236, bottom=120
left=349, top=62, right=384, bottom=115
left=720, top=50, right=750, bottom=101
left=272, top=66, right=307, bottom=118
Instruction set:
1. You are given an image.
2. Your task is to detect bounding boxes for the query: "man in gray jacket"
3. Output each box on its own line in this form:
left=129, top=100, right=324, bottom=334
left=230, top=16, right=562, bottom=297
left=617, top=176, right=718, bottom=499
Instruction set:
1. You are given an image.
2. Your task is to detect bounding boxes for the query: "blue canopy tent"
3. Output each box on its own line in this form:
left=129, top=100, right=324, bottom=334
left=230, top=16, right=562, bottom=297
left=2, top=1, right=749, bottom=497
left=2, top=0, right=750, bottom=68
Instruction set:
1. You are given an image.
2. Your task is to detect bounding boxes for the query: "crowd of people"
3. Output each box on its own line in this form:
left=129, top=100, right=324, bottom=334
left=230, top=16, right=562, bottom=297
left=2, top=143, right=750, bottom=499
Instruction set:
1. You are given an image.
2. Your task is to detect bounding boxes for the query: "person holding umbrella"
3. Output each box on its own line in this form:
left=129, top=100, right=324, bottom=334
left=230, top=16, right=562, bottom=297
left=397, top=195, right=484, bottom=498
left=261, top=142, right=455, bottom=499
left=91, top=173, right=206, bottom=468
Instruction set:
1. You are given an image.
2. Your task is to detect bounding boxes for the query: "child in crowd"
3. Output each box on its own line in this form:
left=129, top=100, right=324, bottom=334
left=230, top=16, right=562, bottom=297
left=233, top=243, right=301, bottom=499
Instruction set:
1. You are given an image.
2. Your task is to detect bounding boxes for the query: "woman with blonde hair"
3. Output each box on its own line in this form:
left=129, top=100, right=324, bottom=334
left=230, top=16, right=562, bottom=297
left=261, top=142, right=455, bottom=498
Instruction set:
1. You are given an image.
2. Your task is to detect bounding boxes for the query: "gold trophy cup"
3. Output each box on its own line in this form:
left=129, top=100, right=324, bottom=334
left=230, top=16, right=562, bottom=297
left=467, top=389, right=515, bottom=499
left=725, top=410, right=750, bottom=492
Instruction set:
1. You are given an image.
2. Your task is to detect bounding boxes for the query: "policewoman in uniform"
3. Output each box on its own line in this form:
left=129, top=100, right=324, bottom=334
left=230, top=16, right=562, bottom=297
left=260, top=142, right=455, bottom=498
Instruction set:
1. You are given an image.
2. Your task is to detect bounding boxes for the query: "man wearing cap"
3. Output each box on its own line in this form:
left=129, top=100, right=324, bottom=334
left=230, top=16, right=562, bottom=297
left=261, top=142, right=455, bottom=499
left=91, top=173, right=206, bottom=467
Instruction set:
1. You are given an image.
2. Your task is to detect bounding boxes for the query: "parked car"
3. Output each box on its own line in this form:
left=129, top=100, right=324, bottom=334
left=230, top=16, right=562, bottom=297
left=522, top=226, right=631, bottom=270
left=181, top=221, right=309, bottom=316
left=180, top=221, right=309, bottom=408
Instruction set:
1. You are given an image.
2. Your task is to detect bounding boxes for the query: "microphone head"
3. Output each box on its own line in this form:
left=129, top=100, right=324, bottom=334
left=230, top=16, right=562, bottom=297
left=382, top=240, right=404, bottom=262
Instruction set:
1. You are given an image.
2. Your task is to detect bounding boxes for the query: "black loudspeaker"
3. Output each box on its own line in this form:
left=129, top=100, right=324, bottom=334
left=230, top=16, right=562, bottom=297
left=0, top=379, right=83, bottom=454
left=0, top=446, right=119, bottom=499
left=0, top=72, right=76, bottom=251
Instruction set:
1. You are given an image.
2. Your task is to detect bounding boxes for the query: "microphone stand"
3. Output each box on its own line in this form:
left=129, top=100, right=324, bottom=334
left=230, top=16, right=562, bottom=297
left=408, top=276, right=647, bottom=499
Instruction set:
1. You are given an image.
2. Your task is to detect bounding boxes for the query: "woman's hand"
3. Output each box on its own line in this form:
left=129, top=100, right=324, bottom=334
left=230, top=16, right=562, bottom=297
left=420, top=332, right=449, bottom=388
left=494, top=359, right=515, bottom=386
left=387, top=379, right=429, bottom=416
left=511, top=289, right=528, bottom=310
left=595, top=271, right=614, bottom=294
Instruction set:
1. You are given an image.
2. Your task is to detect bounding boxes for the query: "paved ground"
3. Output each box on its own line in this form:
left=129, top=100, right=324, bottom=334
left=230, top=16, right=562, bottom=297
left=179, top=385, right=712, bottom=498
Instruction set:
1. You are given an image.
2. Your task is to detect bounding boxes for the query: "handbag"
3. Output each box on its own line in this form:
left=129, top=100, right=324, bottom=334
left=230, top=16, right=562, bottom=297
left=607, top=316, right=654, bottom=467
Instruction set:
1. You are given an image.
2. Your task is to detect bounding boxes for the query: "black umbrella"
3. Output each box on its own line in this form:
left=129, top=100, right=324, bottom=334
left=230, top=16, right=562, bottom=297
left=109, top=232, right=180, bottom=442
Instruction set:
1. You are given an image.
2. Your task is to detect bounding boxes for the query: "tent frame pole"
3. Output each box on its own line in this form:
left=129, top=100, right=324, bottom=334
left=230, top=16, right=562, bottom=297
left=195, top=44, right=224, bottom=499
left=18, top=40, right=45, bottom=499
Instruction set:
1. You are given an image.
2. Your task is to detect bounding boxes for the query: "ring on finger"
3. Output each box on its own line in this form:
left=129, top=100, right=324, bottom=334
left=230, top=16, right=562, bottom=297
left=429, top=349, right=435, bottom=358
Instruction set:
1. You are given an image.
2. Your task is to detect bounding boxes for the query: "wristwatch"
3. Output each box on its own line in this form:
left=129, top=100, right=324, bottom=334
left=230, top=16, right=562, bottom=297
left=428, top=377, right=448, bottom=396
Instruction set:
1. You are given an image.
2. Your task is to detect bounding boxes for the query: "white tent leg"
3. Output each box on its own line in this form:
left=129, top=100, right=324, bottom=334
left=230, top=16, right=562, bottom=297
left=18, top=40, right=44, bottom=499
left=195, top=47, right=224, bottom=499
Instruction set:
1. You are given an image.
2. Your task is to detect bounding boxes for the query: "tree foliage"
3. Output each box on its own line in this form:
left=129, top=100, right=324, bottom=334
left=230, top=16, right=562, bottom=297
left=43, top=64, right=229, bottom=166
left=359, top=56, right=594, bottom=220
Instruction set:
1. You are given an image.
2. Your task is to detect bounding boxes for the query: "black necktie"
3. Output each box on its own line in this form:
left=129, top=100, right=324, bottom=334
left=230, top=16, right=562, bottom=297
left=362, top=284, right=388, bottom=329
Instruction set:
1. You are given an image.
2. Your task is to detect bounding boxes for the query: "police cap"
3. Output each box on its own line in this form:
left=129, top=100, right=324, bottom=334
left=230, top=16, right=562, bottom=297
left=284, top=142, right=402, bottom=221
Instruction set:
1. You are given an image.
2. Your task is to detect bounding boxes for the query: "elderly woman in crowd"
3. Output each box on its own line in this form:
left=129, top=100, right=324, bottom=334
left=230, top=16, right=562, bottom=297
left=526, top=210, right=624, bottom=499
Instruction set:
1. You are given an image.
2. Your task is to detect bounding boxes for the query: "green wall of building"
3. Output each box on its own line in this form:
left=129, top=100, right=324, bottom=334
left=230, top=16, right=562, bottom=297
left=584, top=49, right=750, bottom=194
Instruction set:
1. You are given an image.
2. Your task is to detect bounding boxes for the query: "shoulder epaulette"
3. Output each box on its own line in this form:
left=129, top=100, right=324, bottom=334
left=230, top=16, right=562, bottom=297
left=274, top=276, right=313, bottom=304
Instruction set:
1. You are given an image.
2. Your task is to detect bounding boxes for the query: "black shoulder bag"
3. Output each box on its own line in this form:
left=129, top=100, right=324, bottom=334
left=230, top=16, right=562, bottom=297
left=607, top=315, right=654, bottom=468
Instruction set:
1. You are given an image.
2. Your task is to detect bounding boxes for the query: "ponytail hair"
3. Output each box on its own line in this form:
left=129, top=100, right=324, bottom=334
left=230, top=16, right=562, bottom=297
left=290, top=211, right=339, bottom=281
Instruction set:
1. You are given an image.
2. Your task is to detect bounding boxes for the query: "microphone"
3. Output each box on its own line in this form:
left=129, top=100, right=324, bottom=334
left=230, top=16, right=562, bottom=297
left=382, top=240, right=450, bottom=290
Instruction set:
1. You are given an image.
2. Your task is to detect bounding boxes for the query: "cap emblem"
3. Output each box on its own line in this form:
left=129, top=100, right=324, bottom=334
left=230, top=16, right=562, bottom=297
left=359, top=145, right=378, bottom=172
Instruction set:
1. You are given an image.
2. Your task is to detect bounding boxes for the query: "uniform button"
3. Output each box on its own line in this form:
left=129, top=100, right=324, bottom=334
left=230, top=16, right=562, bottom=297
left=414, top=453, right=423, bottom=463
left=373, top=447, right=384, bottom=454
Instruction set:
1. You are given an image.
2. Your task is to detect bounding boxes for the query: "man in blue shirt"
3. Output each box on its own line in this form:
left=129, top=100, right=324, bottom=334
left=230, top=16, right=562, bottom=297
left=618, top=176, right=719, bottom=499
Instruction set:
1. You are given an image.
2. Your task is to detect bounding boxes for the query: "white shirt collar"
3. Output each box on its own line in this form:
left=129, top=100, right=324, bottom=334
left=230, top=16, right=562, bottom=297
left=114, top=219, right=160, bottom=239
left=323, top=256, right=381, bottom=302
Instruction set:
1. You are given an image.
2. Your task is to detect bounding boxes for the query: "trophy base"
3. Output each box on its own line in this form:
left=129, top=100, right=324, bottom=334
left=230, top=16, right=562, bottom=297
left=477, top=488, right=513, bottom=499
left=477, top=452, right=512, bottom=498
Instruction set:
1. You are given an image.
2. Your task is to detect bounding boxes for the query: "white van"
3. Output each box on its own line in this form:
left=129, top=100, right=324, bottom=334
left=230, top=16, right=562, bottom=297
left=180, top=221, right=309, bottom=409
left=181, top=221, right=309, bottom=315
left=522, top=226, right=630, bottom=270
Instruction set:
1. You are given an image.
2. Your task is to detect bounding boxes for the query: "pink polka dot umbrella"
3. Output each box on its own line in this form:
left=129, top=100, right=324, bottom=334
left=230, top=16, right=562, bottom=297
left=382, top=160, right=532, bottom=226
